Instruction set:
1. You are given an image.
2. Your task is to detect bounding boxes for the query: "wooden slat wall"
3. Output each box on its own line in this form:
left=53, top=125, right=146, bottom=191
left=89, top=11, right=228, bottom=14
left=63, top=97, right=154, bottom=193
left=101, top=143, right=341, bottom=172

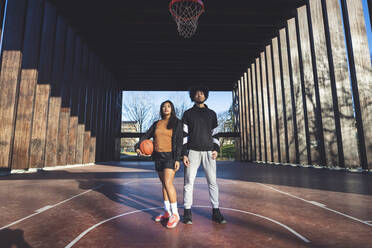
left=45, top=16, right=66, bottom=167
left=243, top=72, right=251, bottom=161
left=280, top=28, right=296, bottom=163
left=342, top=0, right=372, bottom=169
left=324, top=0, right=359, bottom=167
left=287, top=18, right=308, bottom=165
left=255, top=58, right=263, bottom=161
left=12, top=0, right=44, bottom=170
left=0, top=0, right=119, bottom=170
left=260, top=53, right=268, bottom=162
left=266, top=45, right=278, bottom=162
left=272, top=37, right=286, bottom=163
left=297, top=6, right=321, bottom=165
left=247, top=69, right=254, bottom=161
left=235, top=0, right=370, bottom=170
left=0, top=0, right=27, bottom=169
left=237, top=80, right=243, bottom=160
left=308, top=0, right=336, bottom=166
left=251, top=63, right=258, bottom=161
left=29, top=1, right=56, bottom=168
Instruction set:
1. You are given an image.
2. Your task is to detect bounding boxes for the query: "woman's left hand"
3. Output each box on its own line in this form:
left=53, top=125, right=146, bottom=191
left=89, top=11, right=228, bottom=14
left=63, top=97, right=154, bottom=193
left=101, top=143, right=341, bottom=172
left=174, top=161, right=180, bottom=172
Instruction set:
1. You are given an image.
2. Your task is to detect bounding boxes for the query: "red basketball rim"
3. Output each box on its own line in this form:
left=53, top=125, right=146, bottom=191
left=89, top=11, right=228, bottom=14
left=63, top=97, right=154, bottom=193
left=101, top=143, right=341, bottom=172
left=169, top=0, right=205, bottom=21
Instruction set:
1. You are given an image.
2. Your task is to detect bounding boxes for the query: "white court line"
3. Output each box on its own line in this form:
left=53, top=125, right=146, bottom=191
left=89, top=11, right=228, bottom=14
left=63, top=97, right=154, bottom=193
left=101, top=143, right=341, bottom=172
left=0, top=184, right=103, bottom=231
left=194, top=205, right=310, bottom=243
left=65, top=206, right=310, bottom=247
left=258, top=183, right=372, bottom=227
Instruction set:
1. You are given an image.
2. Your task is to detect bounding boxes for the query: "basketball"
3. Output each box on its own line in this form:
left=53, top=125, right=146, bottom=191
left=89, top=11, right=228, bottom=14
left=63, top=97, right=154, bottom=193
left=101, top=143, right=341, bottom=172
left=140, top=139, right=154, bottom=155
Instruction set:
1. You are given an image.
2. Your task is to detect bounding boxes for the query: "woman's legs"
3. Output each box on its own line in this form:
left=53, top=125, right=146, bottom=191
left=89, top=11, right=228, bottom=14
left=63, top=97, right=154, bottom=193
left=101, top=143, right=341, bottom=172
left=163, top=168, right=177, bottom=203
left=157, top=171, right=169, bottom=202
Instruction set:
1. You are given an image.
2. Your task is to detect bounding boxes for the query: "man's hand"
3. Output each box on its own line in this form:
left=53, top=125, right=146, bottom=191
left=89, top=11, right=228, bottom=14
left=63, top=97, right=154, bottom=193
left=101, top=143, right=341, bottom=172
left=174, top=161, right=180, bottom=172
left=183, top=155, right=190, bottom=167
left=211, top=151, right=218, bottom=160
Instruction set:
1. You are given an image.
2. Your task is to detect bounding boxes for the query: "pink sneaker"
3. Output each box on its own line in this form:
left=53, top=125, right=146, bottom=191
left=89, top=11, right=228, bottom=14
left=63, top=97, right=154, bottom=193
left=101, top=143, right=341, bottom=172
left=155, top=212, right=170, bottom=222
left=166, top=214, right=180, bottom=229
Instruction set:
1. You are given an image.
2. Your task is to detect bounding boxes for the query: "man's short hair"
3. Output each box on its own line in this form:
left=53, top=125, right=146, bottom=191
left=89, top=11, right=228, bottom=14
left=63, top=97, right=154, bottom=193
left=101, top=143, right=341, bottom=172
left=189, top=86, right=209, bottom=101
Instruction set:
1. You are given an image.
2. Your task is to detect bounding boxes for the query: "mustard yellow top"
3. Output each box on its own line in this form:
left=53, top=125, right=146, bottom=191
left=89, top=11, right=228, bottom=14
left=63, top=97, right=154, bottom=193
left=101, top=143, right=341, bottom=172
left=154, top=119, right=173, bottom=152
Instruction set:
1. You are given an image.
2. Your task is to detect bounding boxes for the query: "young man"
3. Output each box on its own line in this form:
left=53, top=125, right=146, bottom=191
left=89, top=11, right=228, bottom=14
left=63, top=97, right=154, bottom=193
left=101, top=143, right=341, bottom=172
left=181, top=86, right=226, bottom=224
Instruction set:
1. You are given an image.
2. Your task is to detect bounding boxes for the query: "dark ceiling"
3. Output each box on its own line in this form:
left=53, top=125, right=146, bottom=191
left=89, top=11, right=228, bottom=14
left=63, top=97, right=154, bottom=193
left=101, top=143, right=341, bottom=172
left=50, top=0, right=306, bottom=91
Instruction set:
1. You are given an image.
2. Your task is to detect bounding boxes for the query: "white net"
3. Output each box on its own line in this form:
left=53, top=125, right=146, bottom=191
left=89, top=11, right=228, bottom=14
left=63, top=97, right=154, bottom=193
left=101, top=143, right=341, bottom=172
left=169, top=0, right=204, bottom=38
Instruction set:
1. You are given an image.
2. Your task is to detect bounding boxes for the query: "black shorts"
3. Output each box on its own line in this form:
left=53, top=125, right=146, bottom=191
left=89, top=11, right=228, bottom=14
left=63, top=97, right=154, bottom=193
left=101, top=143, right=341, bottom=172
left=153, top=152, right=175, bottom=171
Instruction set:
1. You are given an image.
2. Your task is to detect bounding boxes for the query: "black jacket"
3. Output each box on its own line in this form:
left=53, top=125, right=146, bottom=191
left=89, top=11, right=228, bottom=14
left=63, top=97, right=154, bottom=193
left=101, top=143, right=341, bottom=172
left=182, top=104, right=220, bottom=155
left=135, top=119, right=183, bottom=161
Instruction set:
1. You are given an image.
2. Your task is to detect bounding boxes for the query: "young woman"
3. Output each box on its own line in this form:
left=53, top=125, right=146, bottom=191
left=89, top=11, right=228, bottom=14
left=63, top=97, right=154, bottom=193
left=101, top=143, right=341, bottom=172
left=135, top=100, right=183, bottom=228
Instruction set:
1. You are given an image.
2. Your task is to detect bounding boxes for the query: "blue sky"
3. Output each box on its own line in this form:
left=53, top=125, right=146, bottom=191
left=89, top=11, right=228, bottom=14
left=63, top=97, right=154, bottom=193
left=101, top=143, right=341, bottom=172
left=362, top=0, right=372, bottom=57
left=122, top=91, right=232, bottom=121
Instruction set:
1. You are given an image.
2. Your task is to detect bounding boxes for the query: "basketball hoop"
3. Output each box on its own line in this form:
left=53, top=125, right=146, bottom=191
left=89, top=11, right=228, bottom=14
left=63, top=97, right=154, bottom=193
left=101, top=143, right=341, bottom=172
left=169, top=0, right=205, bottom=38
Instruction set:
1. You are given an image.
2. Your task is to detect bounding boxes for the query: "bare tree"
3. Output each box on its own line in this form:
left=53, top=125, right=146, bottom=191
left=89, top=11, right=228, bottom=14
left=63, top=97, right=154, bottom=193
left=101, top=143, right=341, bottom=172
left=217, top=104, right=234, bottom=147
left=169, top=94, right=192, bottom=119
left=123, top=93, right=155, bottom=132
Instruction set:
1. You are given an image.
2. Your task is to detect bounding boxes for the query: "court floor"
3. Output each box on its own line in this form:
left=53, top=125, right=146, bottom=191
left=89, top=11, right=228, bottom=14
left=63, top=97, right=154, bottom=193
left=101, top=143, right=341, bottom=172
left=1, top=161, right=372, bottom=248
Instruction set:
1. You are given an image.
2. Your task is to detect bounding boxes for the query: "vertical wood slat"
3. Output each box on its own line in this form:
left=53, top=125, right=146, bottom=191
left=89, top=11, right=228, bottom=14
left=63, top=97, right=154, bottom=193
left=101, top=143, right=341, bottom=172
left=76, top=45, right=89, bottom=164
left=88, top=56, right=99, bottom=163
left=343, top=0, right=372, bottom=169
left=104, top=75, right=111, bottom=161
left=255, top=58, right=263, bottom=161
left=272, top=37, right=286, bottom=163
left=45, top=16, right=66, bottom=167
left=67, top=37, right=82, bottom=164
left=104, top=83, right=113, bottom=161
left=297, top=6, right=321, bottom=165
left=266, top=45, right=278, bottom=162
left=29, top=84, right=50, bottom=168
left=95, top=64, right=105, bottom=162
left=107, top=86, right=113, bottom=161
left=246, top=69, right=253, bottom=161
left=12, top=0, right=44, bottom=170
left=0, top=0, right=27, bottom=169
left=90, top=58, right=100, bottom=163
left=259, top=54, right=268, bottom=162
left=243, top=72, right=251, bottom=161
left=116, top=89, right=123, bottom=161
left=57, top=27, right=75, bottom=165
left=29, top=1, right=56, bottom=168
left=251, top=63, right=258, bottom=161
left=324, top=0, right=359, bottom=167
left=309, top=0, right=338, bottom=166
left=83, top=52, right=95, bottom=164
left=242, top=76, right=248, bottom=160
left=89, top=86, right=97, bottom=164
left=265, top=45, right=278, bottom=162
left=239, top=78, right=246, bottom=160
left=287, top=18, right=308, bottom=165
left=237, top=80, right=244, bottom=160
left=114, top=91, right=121, bottom=161
left=109, top=86, right=116, bottom=160
left=260, top=52, right=270, bottom=162
left=279, top=28, right=296, bottom=163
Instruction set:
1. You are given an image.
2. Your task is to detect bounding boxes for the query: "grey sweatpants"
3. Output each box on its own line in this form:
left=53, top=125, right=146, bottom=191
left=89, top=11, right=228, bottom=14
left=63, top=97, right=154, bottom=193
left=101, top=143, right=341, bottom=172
left=183, top=150, right=219, bottom=209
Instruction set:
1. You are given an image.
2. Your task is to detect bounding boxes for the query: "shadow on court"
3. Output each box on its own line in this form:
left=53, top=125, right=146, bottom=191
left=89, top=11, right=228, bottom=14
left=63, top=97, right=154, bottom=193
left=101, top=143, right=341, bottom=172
left=0, top=228, right=32, bottom=248
left=1, top=161, right=372, bottom=196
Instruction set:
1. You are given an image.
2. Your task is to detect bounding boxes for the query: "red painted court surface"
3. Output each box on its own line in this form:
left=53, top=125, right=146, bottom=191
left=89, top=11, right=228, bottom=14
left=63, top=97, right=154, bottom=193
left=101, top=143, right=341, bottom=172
left=1, top=161, right=372, bottom=248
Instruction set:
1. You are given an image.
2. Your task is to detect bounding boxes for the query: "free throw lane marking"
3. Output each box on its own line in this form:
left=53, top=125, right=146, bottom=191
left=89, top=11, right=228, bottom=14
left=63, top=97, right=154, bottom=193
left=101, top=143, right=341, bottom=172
left=258, top=183, right=372, bottom=227
left=65, top=206, right=310, bottom=247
